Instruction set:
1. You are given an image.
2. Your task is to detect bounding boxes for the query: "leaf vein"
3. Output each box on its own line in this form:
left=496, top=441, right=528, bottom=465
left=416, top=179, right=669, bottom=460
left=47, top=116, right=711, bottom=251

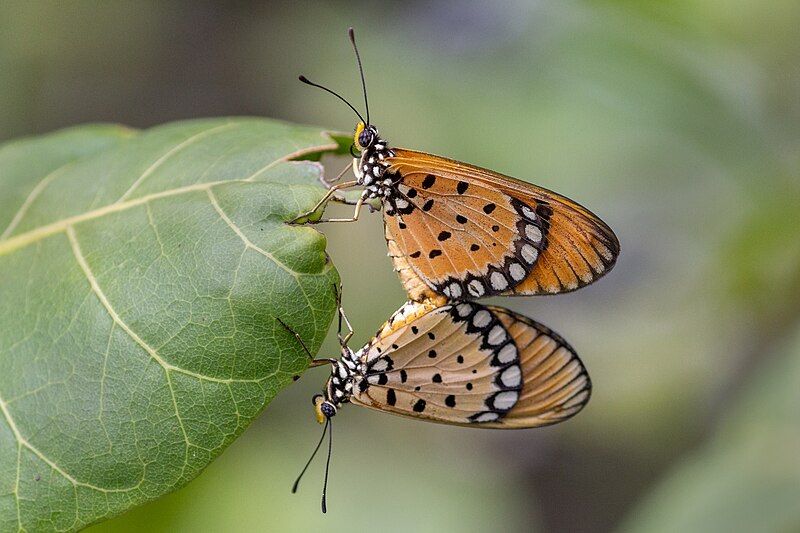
left=206, top=189, right=298, bottom=277
left=0, top=166, right=64, bottom=240
left=66, top=227, right=266, bottom=384
left=116, top=123, right=238, bottom=203
left=0, top=394, right=128, bottom=493
left=0, top=134, right=338, bottom=257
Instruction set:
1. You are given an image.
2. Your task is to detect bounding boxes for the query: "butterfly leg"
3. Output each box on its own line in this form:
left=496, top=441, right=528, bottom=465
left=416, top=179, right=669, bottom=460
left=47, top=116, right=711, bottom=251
left=334, top=284, right=354, bottom=347
left=329, top=194, right=379, bottom=217
left=319, top=161, right=351, bottom=188
left=337, top=306, right=354, bottom=347
left=288, top=180, right=360, bottom=224
left=322, top=165, right=370, bottom=208
left=276, top=318, right=329, bottom=368
left=323, top=194, right=366, bottom=223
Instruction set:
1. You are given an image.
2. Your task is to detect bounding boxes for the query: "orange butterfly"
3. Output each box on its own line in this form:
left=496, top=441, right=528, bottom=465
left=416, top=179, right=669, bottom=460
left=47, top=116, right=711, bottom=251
left=308, top=298, right=590, bottom=428
left=284, top=297, right=590, bottom=511
left=294, top=29, right=620, bottom=304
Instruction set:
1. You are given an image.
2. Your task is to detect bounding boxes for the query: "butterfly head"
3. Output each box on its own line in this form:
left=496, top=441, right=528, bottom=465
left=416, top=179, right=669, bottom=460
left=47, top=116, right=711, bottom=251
left=313, top=354, right=356, bottom=423
left=354, top=121, right=379, bottom=152
left=312, top=394, right=337, bottom=424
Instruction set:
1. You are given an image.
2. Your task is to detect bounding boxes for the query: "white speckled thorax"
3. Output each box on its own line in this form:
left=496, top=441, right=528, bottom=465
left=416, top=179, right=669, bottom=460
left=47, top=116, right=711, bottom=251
left=353, top=136, right=397, bottom=200
left=324, top=346, right=366, bottom=407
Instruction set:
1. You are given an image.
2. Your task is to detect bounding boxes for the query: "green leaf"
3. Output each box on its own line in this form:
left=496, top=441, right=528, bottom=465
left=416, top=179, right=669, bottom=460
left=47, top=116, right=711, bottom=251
left=0, top=118, right=341, bottom=532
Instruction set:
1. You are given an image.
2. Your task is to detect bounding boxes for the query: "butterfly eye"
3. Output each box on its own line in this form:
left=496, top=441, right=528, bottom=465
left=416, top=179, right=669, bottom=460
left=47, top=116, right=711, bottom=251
left=358, top=128, right=374, bottom=149
left=320, top=402, right=337, bottom=418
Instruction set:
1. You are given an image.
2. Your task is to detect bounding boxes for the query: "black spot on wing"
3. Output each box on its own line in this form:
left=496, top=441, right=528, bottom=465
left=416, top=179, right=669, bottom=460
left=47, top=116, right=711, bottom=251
left=397, top=201, right=415, bottom=215
left=536, top=203, right=553, bottom=218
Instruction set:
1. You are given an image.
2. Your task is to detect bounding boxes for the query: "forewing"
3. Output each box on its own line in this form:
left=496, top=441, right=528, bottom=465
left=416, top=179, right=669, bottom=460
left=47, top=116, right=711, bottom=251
left=350, top=301, right=524, bottom=426
left=385, top=149, right=619, bottom=300
left=382, top=154, right=548, bottom=301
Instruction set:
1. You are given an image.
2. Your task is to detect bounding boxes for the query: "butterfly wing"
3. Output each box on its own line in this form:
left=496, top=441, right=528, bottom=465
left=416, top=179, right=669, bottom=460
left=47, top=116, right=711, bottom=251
left=349, top=301, right=589, bottom=428
left=485, top=305, right=590, bottom=427
left=383, top=149, right=619, bottom=301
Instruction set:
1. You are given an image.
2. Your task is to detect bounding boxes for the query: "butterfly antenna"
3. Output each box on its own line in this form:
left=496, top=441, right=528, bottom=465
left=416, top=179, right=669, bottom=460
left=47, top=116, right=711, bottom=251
left=321, top=417, right=333, bottom=513
left=347, top=27, right=370, bottom=125
left=298, top=75, right=366, bottom=125
left=292, top=418, right=329, bottom=494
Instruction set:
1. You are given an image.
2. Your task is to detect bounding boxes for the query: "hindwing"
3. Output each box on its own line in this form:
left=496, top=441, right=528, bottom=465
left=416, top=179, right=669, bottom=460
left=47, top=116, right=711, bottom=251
left=349, top=301, right=590, bottom=428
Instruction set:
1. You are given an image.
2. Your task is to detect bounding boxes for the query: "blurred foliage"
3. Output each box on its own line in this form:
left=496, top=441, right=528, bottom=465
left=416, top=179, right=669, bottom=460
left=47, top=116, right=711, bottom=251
left=619, top=328, right=800, bottom=533
left=0, top=0, right=797, bottom=532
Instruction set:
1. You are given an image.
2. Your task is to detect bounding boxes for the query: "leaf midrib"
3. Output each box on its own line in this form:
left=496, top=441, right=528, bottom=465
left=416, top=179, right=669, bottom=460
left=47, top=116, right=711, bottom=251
left=0, top=140, right=336, bottom=258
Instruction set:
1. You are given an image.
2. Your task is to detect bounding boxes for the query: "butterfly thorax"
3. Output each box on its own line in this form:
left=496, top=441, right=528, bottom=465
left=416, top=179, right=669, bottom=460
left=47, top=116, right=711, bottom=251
left=353, top=126, right=398, bottom=200
left=316, top=346, right=368, bottom=422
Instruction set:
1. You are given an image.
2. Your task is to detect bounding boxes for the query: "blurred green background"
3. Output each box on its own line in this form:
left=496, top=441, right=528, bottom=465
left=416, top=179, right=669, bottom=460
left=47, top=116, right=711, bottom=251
left=2, top=1, right=799, bottom=532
